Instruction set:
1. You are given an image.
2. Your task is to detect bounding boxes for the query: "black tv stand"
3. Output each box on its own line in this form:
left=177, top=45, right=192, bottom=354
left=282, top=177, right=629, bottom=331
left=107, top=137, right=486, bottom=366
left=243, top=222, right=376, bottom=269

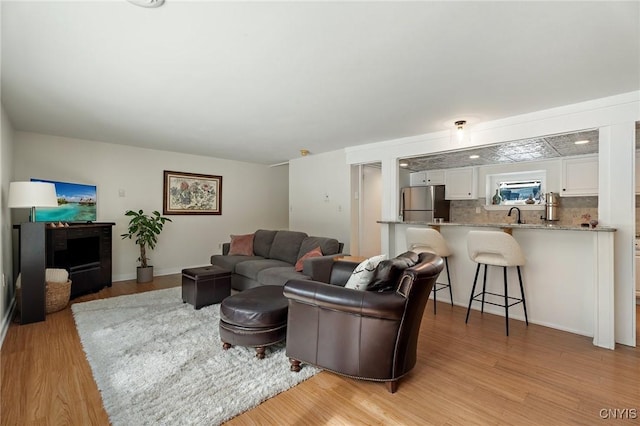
left=45, top=222, right=115, bottom=298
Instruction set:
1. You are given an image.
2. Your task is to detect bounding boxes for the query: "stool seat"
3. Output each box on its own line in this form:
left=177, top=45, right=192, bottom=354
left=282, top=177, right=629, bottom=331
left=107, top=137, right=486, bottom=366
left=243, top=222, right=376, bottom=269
left=465, top=230, right=528, bottom=336
left=406, top=227, right=454, bottom=314
left=407, top=227, right=452, bottom=257
left=467, top=231, right=525, bottom=267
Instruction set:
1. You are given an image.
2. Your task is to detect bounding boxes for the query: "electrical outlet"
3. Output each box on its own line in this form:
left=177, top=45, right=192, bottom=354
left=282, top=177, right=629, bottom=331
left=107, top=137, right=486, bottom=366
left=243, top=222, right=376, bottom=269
left=476, top=206, right=481, bottom=214
left=218, top=243, right=222, bottom=249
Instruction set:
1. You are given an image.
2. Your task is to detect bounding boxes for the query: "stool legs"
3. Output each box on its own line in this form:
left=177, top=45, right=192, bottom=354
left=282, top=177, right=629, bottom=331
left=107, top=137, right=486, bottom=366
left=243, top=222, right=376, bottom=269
left=445, top=257, right=454, bottom=306
left=465, top=264, right=481, bottom=323
left=466, top=263, right=528, bottom=336
left=481, top=264, right=488, bottom=313
left=433, top=256, right=454, bottom=314
left=504, top=266, right=509, bottom=336
left=517, top=266, right=529, bottom=325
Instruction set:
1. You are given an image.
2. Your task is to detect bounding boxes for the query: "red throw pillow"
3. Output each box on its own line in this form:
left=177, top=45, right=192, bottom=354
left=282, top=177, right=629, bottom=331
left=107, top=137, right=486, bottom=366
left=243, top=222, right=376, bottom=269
left=295, top=246, right=323, bottom=272
left=228, top=233, right=254, bottom=256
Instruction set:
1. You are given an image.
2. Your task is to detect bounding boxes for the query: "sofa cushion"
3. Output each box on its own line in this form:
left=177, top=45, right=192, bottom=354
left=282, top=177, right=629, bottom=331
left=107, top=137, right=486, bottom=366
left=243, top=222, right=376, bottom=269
left=268, top=231, right=308, bottom=265
left=235, top=259, right=293, bottom=280
left=367, top=251, right=420, bottom=293
left=211, top=255, right=264, bottom=273
left=253, top=229, right=278, bottom=258
left=257, top=266, right=311, bottom=287
left=297, top=236, right=340, bottom=259
left=295, top=246, right=323, bottom=272
left=228, top=233, right=254, bottom=256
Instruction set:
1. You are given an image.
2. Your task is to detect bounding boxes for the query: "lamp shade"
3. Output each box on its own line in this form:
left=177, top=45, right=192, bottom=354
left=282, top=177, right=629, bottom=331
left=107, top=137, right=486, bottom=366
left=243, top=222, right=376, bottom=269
left=8, top=181, right=58, bottom=208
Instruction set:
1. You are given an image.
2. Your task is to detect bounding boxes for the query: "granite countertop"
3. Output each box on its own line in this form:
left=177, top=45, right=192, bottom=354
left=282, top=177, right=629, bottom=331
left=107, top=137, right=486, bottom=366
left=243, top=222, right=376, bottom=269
left=378, top=220, right=616, bottom=232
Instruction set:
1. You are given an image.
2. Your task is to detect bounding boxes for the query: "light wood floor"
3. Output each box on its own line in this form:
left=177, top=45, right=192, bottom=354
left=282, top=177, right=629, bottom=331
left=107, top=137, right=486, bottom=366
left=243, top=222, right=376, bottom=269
left=1, top=275, right=639, bottom=425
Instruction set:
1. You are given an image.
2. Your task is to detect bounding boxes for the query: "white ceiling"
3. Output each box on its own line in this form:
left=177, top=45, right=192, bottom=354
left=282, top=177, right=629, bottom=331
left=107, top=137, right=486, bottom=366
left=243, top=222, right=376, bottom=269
left=2, top=1, right=639, bottom=165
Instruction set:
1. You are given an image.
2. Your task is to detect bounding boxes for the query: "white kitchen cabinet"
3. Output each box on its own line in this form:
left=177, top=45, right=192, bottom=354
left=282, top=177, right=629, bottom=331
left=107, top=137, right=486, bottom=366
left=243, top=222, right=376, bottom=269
left=561, top=156, right=598, bottom=197
left=445, top=167, right=477, bottom=200
left=410, top=170, right=445, bottom=186
left=409, top=171, right=427, bottom=186
left=425, top=170, right=445, bottom=185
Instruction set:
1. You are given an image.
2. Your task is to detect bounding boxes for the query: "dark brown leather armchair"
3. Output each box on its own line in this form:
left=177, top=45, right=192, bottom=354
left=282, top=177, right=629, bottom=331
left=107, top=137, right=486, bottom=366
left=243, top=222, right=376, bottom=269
left=283, top=252, right=444, bottom=393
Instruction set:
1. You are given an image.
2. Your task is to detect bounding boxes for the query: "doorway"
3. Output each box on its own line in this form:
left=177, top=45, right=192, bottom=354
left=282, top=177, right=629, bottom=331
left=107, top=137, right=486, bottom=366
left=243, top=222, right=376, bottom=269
left=358, top=163, right=382, bottom=258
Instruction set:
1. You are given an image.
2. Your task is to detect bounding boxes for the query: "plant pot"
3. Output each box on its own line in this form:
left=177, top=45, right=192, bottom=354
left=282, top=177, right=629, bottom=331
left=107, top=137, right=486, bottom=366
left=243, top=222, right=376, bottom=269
left=137, top=266, right=154, bottom=283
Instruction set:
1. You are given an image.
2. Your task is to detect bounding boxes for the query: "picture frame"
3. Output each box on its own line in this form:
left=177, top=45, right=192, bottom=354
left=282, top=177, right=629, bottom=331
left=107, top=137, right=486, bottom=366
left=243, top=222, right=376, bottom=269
left=163, top=170, right=222, bottom=215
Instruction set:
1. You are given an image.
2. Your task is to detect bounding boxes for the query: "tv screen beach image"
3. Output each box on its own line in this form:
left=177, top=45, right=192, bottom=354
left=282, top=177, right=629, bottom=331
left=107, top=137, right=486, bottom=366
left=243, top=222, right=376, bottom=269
left=31, top=179, right=97, bottom=222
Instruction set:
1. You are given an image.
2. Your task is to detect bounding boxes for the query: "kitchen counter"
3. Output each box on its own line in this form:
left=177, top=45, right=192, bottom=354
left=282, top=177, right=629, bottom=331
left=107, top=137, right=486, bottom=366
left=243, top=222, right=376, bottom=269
left=378, top=220, right=616, bottom=349
left=378, top=220, right=616, bottom=232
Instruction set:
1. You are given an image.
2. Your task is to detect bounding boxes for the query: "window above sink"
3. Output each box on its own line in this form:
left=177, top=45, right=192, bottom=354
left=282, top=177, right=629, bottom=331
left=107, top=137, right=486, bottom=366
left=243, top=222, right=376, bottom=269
left=486, top=170, right=546, bottom=207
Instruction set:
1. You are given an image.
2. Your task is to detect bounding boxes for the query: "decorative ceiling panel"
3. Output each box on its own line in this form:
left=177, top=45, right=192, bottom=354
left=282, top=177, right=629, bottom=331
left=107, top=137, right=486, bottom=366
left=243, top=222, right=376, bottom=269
left=401, top=129, right=603, bottom=171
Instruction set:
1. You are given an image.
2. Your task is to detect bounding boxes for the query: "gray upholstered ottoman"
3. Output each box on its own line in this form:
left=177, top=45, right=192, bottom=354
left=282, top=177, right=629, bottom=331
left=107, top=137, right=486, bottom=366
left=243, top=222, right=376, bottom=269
left=219, top=285, right=288, bottom=359
left=182, top=265, right=231, bottom=309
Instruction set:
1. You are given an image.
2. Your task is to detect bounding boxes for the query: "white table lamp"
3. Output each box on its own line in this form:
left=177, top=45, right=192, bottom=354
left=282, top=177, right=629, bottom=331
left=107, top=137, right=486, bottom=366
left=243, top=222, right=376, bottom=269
left=8, top=181, right=59, bottom=222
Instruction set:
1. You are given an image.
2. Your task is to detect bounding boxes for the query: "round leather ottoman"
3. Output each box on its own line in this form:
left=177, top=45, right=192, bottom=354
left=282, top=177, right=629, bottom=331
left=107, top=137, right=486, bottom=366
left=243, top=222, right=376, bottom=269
left=219, top=285, right=288, bottom=359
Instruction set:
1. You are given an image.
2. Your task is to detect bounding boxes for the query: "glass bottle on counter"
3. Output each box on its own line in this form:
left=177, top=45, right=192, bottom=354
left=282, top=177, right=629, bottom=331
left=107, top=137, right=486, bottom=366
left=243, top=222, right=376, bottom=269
left=492, top=188, right=502, bottom=205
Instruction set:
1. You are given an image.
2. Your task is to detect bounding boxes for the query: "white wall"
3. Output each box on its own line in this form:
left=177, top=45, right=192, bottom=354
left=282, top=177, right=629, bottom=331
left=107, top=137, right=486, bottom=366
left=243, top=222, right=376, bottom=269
left=289, top=149, right=351, bottom=253
left=0, top=105, right=15, bottom=342
left=13, top=132, right=289, bottom=281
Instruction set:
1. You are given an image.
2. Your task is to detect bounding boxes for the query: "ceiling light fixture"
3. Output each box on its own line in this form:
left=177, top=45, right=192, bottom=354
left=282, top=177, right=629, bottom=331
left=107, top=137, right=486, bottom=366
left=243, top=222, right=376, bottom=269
left=574, top=140, right=590, bottom=145
left=399, top=162, right=409, bottom=168
left=126, top=0, right=165, bottom=8
left=455, top=120, right=467, bottom=143
left=300, top=149, right=310, bottom=157
left=469, top=155, right=480, bottom=159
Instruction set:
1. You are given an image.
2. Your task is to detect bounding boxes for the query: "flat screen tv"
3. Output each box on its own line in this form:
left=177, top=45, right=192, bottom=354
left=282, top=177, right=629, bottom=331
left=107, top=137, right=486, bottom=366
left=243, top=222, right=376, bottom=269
left=30, top=178, right=97, bottom=223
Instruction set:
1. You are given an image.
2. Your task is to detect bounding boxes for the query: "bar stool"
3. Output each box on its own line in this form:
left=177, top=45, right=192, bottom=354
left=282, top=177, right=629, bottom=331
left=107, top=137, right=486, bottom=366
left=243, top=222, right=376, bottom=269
left=406, top=227, right=453, bottom=314
left=465, top=230, right=528, bottom=336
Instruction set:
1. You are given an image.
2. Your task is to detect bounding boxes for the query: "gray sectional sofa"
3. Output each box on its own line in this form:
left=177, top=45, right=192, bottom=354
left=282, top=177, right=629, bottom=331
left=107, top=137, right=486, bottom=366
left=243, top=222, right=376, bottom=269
left=210, top=229, right=344, bottom=291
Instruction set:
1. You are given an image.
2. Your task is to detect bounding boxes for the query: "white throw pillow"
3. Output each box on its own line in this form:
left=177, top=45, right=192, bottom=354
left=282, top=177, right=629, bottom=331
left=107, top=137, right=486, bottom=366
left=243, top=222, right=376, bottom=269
left=344, top=254, right=388, bottom=290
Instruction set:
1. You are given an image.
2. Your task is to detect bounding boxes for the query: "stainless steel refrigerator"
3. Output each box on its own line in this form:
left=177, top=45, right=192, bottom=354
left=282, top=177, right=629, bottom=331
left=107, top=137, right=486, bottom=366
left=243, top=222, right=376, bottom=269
left=400, top=185, right=450, bottom=222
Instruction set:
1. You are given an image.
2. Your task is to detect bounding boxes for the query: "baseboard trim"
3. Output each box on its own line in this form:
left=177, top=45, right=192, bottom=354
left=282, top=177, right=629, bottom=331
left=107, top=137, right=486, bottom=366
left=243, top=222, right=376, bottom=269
left=0, top=296, right=16, bottom=350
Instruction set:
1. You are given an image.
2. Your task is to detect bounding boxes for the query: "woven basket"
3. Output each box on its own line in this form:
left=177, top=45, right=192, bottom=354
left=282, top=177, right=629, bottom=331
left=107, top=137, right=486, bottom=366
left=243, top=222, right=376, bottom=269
left=45, top=280, right=72, bottom=314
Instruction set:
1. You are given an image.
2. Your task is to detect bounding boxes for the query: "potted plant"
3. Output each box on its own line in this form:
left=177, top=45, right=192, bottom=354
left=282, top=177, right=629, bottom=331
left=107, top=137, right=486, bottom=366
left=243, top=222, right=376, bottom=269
left=121, top=209, right=172, bottom=283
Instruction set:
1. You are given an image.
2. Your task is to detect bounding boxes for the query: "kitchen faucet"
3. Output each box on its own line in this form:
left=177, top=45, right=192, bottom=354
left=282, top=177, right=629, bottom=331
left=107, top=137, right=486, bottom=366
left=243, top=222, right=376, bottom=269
left=508, top=206, right=522, bottom=224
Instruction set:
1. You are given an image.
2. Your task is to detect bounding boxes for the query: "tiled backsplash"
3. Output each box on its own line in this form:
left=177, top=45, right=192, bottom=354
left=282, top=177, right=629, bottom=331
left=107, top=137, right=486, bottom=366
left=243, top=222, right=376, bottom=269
left=450, top=196, right=598, bottom=226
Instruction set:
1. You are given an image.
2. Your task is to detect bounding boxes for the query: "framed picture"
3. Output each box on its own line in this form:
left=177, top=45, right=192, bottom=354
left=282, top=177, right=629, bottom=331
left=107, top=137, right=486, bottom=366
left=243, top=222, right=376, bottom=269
left=163, top=171, right=222, bottom=215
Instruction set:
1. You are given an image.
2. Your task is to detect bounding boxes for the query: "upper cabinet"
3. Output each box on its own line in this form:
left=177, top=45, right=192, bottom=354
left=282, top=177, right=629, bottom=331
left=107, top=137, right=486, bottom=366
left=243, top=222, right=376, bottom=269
left=409, top=170, right=445, bottom=186
left=409, top=171, right=427, bottom=186
left=426, top=170, right=445, bottom=185
left=445, top=167, right=477, bottom=200
left=561, top=156, right=598, bottom=197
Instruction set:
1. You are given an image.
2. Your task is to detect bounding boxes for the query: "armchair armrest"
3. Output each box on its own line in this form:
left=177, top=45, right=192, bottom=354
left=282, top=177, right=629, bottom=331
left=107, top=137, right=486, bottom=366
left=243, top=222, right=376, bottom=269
left=302, top=254, right=350, bottom=283
left=283, top=279, right=407, bottom=321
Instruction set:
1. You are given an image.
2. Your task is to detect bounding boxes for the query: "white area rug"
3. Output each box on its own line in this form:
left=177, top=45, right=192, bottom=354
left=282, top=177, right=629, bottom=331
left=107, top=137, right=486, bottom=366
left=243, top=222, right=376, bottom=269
left=72, top=287, right=319, bottom=425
